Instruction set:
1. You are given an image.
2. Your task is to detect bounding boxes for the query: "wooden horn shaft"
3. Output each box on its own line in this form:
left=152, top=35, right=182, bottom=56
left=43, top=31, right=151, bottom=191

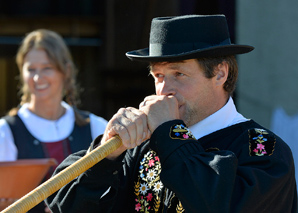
left=1, top=135, right=122, bottom=213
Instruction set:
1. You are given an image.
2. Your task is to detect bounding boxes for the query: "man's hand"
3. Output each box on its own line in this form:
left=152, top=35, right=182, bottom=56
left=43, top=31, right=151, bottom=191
left=101, top=95, right=179, bottom=160
left=139, top=95, right=180, bottom=132
left=101, top=107, right=151, bottom=160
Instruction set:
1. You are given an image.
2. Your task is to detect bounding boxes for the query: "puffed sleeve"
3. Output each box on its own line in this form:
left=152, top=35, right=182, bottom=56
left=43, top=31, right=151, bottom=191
left=0, top=118, right=17, bottom=161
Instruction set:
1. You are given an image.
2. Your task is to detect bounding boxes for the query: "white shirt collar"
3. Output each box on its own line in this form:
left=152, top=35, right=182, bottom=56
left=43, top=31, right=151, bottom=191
left=17, top=102, right=75, bottom=142
left=189, top=97, right=248, bottom=139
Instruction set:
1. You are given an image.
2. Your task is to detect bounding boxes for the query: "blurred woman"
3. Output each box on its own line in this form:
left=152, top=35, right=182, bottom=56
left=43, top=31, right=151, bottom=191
left=0, top=29, right=107, bottom=212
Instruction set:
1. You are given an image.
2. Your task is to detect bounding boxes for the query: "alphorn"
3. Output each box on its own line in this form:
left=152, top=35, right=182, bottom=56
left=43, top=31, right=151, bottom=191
left=1, top=135, right=122, bottom=213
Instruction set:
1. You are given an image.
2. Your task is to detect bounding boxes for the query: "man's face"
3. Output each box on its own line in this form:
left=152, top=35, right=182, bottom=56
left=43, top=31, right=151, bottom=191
left=150, top=59, right=225, bottom=126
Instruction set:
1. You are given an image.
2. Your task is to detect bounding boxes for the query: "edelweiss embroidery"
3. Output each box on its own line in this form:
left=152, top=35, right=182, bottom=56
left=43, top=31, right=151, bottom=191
left=134, top=150, right=163, bottom=212
left=170, top=123, right=195, bottom=140
left=249, top=128, right=276, bottom=156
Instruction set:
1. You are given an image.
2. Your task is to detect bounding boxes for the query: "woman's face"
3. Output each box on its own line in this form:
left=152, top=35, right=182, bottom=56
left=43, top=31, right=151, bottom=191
left=22, top=48, right=65, bottom=104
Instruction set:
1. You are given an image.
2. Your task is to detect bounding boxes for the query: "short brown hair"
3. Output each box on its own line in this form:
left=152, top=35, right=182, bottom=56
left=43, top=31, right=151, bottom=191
left=197, top=55, right=238, bottom=96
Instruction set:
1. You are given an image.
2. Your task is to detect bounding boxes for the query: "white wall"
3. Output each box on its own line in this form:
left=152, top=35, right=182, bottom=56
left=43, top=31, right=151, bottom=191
left=236, top=0, right=298, bottom=128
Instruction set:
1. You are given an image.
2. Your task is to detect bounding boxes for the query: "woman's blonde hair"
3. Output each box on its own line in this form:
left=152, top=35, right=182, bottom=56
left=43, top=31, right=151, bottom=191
left=16, top=29, right=78, bottom=106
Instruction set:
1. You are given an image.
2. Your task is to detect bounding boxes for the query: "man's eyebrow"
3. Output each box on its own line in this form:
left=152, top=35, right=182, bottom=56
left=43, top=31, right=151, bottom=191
left=149, top=61, right=186, bottom=72
left=167, top=63, right=183, bottom=70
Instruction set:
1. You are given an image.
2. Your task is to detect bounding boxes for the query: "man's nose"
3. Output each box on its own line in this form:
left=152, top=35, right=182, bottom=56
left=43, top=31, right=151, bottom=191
left=159, top=78, right=176, bottom=96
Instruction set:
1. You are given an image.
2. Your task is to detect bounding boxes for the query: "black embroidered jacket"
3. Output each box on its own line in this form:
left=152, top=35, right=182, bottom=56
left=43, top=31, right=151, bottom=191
left=46, top=120, right=297, bottom=213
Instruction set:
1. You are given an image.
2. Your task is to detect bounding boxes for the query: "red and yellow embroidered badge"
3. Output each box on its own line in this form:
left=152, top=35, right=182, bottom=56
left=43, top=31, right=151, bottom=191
left=249, top=128, right=276, bottom=156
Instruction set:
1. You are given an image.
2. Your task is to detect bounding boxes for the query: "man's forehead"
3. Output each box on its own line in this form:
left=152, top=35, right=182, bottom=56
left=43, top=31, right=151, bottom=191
left=149, top=60, right=188, bottom=71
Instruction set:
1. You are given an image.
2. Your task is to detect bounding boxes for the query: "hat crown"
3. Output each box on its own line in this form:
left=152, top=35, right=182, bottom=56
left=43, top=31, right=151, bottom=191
left=125, top=14, right=254, bottom=62
left=149, top=15, right=231, bottom=56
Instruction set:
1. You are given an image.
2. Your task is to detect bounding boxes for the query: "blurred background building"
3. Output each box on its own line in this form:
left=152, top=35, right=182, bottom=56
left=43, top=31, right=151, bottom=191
left=236, top=0, right=298, bottom=176
left=0, top=0, right=237, bottom=121
left=237, top=0, right=298, bottom=128
left=1, top=0, right=297, bottom=139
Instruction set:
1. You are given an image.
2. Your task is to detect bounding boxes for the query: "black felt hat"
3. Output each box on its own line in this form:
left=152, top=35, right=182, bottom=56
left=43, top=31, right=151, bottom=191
left=126, top=14, right=254, bottom=62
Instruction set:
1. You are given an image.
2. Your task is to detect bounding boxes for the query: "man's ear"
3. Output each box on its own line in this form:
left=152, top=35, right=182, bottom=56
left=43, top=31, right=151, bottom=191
left=215, top=61, right=229, bottom=86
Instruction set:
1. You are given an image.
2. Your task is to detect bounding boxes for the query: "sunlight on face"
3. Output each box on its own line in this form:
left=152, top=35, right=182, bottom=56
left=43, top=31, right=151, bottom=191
left=150, top=59, right=223, bottom=126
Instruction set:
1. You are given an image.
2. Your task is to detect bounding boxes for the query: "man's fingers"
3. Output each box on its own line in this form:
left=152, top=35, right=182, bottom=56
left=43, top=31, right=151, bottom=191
left=126, top=107, right=149, bottom=145
left=116, top=109, right=138, bottom=148
left=105, top=107, right=149, bottom=149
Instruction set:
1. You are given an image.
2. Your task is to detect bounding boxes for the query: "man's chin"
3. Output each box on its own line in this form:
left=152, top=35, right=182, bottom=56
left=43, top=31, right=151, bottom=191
left=181, top=112, right=198, bottom=127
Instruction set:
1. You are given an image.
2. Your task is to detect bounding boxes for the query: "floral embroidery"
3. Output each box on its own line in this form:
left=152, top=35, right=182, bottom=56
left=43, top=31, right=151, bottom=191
left=153, top=181, right=163, bottom=193
left=170, top=123, right=196, bottom=140
left=140, top=183, right=149, bottom=195
left=134, top=150, right=185, bottom=212
left=134, top=150, right=162, bottom=212
left=147, top=169, right=157, bottom=181
left=146, top=193, right=153, bottom=201
left=135, top=203, right=142, bottom=211
left=249, top=128, right=276, bottom=156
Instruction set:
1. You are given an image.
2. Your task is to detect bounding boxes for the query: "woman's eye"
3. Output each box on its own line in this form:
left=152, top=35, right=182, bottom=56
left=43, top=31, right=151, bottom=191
left=43, top=67, right=53, bottom=70
left=28, top=68, right=35, bottom=72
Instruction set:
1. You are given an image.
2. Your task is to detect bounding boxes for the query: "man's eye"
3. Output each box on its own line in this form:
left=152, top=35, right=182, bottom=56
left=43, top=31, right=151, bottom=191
left=152, top=73, right=163, bottom=78
left=176, top=72, right=185, bottom=76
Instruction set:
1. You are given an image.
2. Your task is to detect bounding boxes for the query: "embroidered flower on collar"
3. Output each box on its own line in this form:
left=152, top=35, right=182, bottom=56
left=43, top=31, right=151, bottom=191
left=170, top=123, right=196, bottom=140
left=249, top=128, right=276, bottom=156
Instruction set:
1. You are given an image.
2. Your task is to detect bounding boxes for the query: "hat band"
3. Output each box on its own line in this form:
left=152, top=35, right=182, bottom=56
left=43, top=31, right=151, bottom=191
left=149, top=39, right=231, bottom=56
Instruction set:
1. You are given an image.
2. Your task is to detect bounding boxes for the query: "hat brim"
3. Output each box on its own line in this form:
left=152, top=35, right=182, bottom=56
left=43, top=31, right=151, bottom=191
left=126, top=44, right=254, bottom=62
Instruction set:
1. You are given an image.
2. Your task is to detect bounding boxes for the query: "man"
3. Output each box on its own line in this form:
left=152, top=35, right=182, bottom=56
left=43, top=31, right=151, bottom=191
left=46, top=15, right=297, bottom=212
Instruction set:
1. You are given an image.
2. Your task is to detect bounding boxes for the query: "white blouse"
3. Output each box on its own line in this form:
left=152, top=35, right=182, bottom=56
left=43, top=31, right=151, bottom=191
left=0, top=102, right=107, bottom=161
